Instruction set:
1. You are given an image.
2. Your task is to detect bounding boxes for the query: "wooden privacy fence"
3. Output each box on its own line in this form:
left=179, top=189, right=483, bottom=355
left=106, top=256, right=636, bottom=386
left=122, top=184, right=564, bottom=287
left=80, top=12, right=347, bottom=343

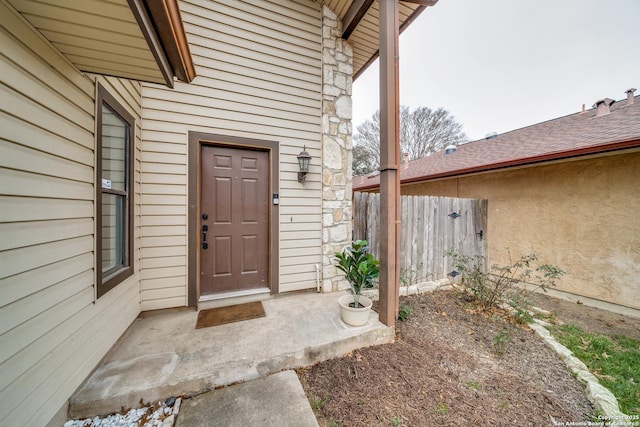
left=353, top=192, right=488, bottom=284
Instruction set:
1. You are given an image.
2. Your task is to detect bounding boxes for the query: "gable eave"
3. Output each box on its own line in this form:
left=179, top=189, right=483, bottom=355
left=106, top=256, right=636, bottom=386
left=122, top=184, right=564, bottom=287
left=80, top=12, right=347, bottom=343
left=7, top=0, right=195, bottom=87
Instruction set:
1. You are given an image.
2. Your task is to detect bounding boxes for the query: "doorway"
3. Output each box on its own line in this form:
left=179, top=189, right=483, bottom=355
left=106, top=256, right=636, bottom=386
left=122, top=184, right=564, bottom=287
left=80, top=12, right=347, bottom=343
left=188, top=132, right=280, bottom=306
left=200, top=145, right=269, bottom=296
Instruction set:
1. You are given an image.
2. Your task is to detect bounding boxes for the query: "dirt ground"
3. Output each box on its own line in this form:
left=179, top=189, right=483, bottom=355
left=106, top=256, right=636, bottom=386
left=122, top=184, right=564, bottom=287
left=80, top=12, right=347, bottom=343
left=533, top=293, right=640, bottom=340
left=297, top=290, right=606, bottom=427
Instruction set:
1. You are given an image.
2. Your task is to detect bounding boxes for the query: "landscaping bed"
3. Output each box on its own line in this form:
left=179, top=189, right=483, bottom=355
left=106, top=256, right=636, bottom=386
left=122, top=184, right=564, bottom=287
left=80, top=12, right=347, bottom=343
left=298, top=290, right=596, bottom=426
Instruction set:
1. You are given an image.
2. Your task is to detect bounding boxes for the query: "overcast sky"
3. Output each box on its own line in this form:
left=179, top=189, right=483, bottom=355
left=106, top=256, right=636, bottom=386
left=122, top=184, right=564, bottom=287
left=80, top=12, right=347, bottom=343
left=352, top=0, right=640, bottom=142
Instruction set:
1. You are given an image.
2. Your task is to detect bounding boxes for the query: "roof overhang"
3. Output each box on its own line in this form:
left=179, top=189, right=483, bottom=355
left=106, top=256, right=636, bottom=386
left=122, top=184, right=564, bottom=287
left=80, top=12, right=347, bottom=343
left=7, top=0, right=430, bottom=86
left=7, top=0, right=195, bottom=88
left=321, top=0, right=438, bottom=79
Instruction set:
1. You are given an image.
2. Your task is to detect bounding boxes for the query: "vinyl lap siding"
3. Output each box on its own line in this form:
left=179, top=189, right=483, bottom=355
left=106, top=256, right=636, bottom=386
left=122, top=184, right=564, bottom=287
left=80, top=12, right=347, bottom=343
left=0, top=5, right=142, bottom=425
left=140, top=0, right=323, bottom=306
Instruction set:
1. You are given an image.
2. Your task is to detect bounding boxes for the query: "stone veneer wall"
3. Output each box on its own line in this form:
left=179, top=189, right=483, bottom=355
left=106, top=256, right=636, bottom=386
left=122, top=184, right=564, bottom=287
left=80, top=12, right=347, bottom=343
left=321, top=6, right=353, bottom=292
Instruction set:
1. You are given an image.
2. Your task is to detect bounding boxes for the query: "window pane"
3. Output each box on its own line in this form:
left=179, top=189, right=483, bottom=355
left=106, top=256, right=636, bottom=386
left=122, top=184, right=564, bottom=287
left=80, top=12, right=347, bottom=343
left=101, top=104, right=128, bottom=192
left=102, top=193, right=126, bottom=273
left=97, top=86, right=135, bottom=298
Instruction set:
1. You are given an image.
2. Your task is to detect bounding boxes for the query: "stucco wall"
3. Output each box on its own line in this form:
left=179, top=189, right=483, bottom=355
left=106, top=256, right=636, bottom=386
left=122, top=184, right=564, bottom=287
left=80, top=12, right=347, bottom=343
left=400, top=151, right=640, bottom=310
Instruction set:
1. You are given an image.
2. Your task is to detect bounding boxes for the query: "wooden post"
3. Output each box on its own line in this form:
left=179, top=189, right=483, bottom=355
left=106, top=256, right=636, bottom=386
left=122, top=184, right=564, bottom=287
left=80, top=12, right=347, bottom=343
left=378, top=0, right=400, bottom=327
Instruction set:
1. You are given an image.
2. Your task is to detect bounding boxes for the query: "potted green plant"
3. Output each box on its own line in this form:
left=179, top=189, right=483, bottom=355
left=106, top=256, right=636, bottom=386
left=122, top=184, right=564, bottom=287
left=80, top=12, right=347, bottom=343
left=335, top=240, right=380, bottom=326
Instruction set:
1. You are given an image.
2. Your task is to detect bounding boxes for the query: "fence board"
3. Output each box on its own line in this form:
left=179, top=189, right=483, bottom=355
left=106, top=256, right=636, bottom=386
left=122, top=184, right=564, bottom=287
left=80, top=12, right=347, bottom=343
left=353, top=192, right=488, bottom=284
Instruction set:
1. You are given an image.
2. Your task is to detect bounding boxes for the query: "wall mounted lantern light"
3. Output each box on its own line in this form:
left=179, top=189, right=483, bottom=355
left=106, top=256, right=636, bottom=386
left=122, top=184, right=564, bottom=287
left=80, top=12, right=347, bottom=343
left=297, top=146, right=311, bottom=183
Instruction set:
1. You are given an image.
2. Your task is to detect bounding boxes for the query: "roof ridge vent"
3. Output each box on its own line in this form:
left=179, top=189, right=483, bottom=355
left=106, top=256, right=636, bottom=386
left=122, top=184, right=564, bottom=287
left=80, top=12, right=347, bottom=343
left=626, top=88, right=636, bottom=105
left=593, top=98, right=615, bottom=117
left=485, top=132, right=498, bottom=140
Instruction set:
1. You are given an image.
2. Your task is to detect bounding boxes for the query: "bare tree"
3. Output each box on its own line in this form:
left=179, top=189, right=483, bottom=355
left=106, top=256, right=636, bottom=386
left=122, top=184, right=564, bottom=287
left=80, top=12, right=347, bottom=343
left=353, top=106, right=468, bottom=175
left=352, top=144, right=375, bottom=176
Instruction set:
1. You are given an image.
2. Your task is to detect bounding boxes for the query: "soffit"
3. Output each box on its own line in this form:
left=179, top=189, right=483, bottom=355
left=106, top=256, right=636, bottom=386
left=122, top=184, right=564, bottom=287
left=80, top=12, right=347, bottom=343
left=8, top=0, right=425, bottom=85
left=8, top=0, right=169, bottom=85
left=319, top=0, right=427, bottom=79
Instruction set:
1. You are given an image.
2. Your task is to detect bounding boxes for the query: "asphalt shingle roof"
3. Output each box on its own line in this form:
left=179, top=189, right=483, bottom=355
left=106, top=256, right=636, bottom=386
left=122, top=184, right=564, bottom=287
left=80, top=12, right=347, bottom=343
left=353, top=93, right=640, bottom=190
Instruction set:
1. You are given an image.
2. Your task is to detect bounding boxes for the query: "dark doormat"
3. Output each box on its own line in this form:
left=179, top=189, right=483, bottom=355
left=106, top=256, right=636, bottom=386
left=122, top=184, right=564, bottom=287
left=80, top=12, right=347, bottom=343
left=196, top=301, right=265, bottom=329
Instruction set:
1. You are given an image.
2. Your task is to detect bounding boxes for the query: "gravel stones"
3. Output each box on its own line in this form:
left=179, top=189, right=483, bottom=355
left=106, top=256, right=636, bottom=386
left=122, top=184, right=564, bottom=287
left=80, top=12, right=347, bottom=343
left=65, top=397, right=181, bottom=427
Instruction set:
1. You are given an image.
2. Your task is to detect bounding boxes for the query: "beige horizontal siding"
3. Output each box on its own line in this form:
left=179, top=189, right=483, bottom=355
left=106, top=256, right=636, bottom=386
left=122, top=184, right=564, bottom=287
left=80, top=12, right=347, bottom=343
left=142, top=256, right=186, bottom=270
left=280, top=239, right=324, bottom=250
left=141, top=215, right=186, bottom=227
left=0, top=218, right=93, bottom=252
left=144, top=74, right=320, bottom=112
left=0, top=196, right=93, bottom=222
left=11, top=284, right=141, bottom=425
left=279, top=212, right=323, bottom=223
left=142, top=296, right=186, bottom=312
left=141, top=204, right=187, bottom=216
left=0, top=3, right=144, bottom=424
left=141, top=246, right=187, bottom=258
left=1, top=54, right=94, bottom=130
left=278, top=205, right=323, bottom=215
left=280, top=221, right=322, bottom=233
left=143, top=86, right=320, bottom=126
left=1, top=227, right=94, bottom=282
left=0, top=83, right=94, bottom=149
left=142, top=108, right=320, bottom=141
left=140, top=0, right=323, bottom=305
left=0, top=140, right=93, bottom=181
left=142, top=235, right=187, bottom=248
left=0, top=112, right=94, bottom=165
left=0, top=253, right=93, bottom=311
left=0, top=169, right=93, bottom=200
left=0, top=284, right=92, bottom=371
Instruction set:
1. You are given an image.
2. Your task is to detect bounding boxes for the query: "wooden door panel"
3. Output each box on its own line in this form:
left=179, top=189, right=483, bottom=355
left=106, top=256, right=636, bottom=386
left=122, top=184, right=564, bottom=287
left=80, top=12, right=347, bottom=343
left=241, top=235, right=259, bottom=273
left=200, top=145, right=269, bottom=296
left=241, top=178, right=258, bottom=222
left=214, top=177, right=232, bottom=223
left=213, top=236, right=231, bottom=276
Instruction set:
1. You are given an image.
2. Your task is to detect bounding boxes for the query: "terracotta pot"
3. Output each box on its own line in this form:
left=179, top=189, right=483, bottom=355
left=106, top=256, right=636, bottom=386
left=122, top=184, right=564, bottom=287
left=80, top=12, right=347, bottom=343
left=338, top=294, right=372, bottom=326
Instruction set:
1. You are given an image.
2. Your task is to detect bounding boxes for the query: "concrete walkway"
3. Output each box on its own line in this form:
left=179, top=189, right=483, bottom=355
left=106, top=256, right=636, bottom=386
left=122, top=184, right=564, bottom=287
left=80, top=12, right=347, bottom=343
left=176, top=371, right=319, bottom=427
left=69, top=291, right=394, bottom=420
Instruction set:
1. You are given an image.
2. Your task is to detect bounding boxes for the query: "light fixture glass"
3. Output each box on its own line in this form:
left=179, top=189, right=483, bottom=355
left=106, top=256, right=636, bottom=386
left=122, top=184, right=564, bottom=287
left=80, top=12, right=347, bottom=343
left=297, top=146, right=311, bottom=183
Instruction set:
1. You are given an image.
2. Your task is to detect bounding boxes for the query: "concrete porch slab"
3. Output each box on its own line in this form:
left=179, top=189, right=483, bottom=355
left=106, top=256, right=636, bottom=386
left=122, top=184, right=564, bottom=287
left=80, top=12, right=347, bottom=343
left=69, top=291, right=394, bottom=419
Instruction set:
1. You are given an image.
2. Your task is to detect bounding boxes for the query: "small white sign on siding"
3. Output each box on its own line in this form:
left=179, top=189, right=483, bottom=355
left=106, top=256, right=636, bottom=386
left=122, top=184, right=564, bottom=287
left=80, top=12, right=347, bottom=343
left=102, top=178, right=112, bottom=189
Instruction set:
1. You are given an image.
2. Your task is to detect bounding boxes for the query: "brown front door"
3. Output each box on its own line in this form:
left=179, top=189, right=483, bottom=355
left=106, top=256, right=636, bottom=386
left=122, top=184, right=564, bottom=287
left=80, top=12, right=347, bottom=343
left=200, top=145, right=269, bottom=296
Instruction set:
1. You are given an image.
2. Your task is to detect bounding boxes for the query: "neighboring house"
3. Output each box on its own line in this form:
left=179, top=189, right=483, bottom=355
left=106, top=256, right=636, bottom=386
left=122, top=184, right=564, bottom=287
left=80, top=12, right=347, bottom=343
left=0, top=0, right=434, bottom=425
left=354, top=92, right=640, bottom=315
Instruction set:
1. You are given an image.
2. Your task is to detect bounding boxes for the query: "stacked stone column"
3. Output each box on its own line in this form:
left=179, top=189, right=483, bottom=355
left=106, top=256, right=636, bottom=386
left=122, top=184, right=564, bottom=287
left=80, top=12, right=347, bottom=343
left=321, top=6, right=353, bottom=292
